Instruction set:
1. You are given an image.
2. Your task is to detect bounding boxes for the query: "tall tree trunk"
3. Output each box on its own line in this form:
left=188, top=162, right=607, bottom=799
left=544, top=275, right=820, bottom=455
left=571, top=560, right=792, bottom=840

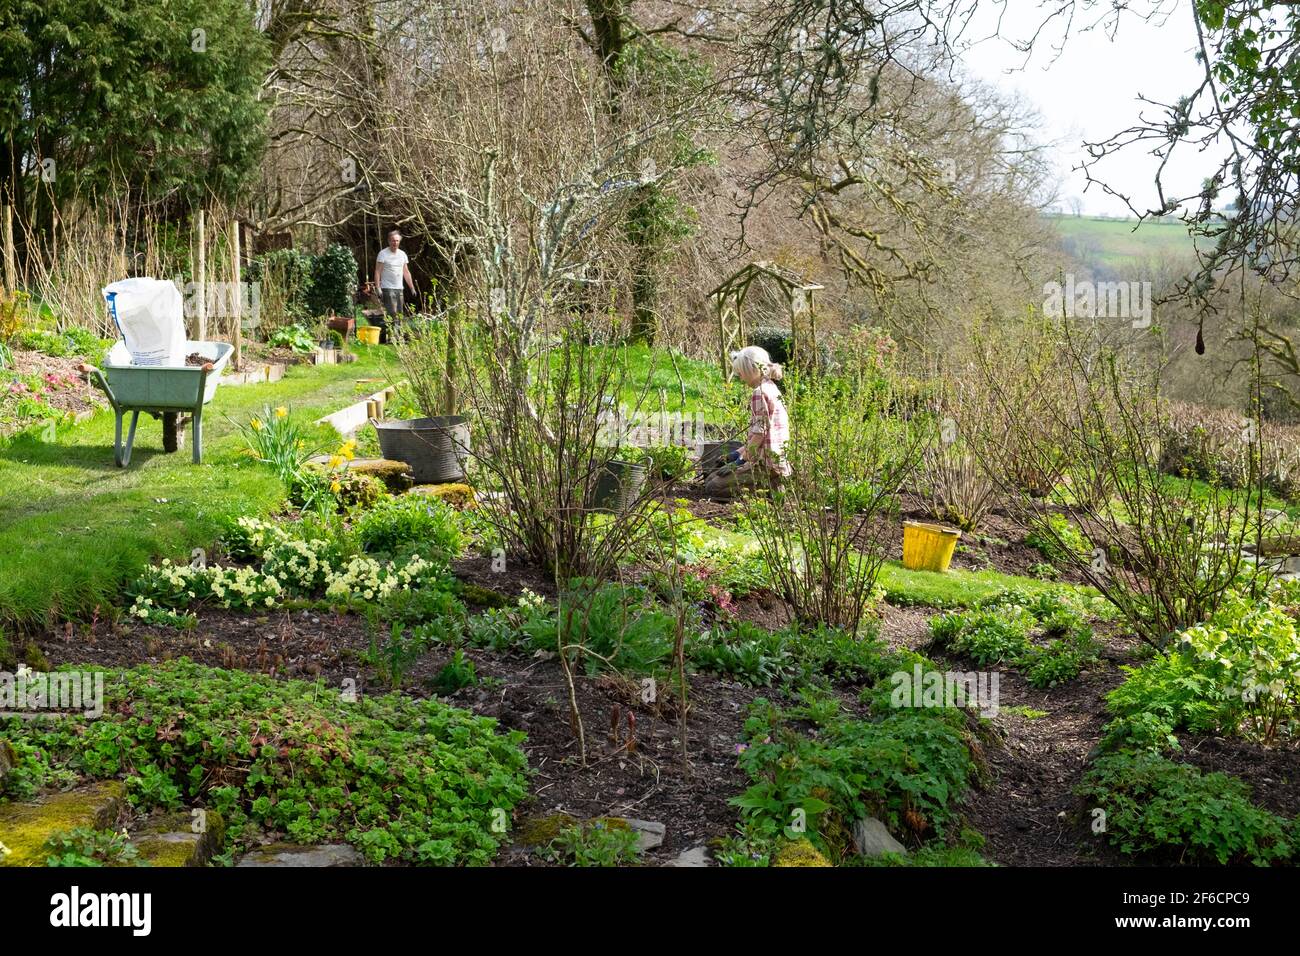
left=585, top=1, right=658, bottom=344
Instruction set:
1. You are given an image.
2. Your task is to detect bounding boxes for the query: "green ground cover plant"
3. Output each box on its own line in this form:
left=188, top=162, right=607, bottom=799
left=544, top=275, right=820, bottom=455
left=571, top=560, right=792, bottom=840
left=1078, top=751, right=1294, bottom=865
left=1101, top=583, right=1300, bottom=751
left=1, top=660, right=529, bottom=865
left=928, top=587, right=1101, bottom=687
left=730, top=690, right=977, bottom=863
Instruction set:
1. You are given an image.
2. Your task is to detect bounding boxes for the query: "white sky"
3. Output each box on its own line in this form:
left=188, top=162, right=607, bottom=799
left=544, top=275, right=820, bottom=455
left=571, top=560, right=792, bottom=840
left=956, top=0, right=1220, bottom=217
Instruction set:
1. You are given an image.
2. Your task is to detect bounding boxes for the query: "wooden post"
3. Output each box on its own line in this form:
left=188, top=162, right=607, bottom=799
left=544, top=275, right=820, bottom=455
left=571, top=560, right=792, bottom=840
left=807, top=289, right=817, bottom=373
left=196, top=208, right=206, bottom=341
left=231, top=217, right=242, bottom=371
left=443, top=305, right=458, bottom=415
left=2, top=202, right=15, bottom=294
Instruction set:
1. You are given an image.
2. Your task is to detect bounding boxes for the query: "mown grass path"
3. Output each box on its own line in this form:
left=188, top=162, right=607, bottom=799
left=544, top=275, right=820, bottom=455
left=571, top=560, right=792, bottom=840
left=0, top=346, right=396, bottom=629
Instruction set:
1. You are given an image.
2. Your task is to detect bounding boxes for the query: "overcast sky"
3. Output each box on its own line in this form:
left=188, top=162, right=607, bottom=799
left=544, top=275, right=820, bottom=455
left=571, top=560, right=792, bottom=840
left=956, top=0, right=1219, bottom=218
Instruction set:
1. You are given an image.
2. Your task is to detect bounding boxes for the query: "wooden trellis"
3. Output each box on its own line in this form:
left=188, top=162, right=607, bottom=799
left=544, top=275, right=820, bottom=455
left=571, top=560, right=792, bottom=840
left=708, top=261, right=823, bottom=380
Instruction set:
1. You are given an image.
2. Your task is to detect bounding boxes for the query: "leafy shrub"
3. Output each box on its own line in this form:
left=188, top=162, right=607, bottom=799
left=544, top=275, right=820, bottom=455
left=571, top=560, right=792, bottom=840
left=2, top=661, right=529, bottom=865
left=382, top=581, right=467, bottom=630
left=689, top=622, right=888, bottom=687
left=679, top=527, right=770, bottom=597
left=560, top=581, right=676, bottom=674
left=1025, top=513, right=1090, bottom=565
left=689, top=623, right=795, bottom=687
left=930, top=607, right=1033, bottom=665
left=1019, top=639, right=1089, bottom=689
left=747, top=325, right=833, bottom=369
left=307, top=243, right=359, bottom=317
left=644, top=444, right=693, bottom=482
left=247, top=248, right=315, bottom=327
left=266, top=323, right=317, bottom=353
left=748, top=326, right=794, bottom=365
left=1078, top=751, right=1294, bottom=865
left=731, top=696, right=975, bottom=860
left=931, top=588, right=1099, bottom=685
left=465, top=591, right=556, bottom=653
left=11, top=326, right=109, bottom=358
left=352, top=495, right=465, bottom=566
left=1103, top=588, right=1300, bottom=749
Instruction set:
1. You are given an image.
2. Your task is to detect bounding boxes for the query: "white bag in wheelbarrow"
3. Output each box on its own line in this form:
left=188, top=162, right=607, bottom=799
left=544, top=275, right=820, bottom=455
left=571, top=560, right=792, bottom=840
left=102, top=278, right=186, bottom=366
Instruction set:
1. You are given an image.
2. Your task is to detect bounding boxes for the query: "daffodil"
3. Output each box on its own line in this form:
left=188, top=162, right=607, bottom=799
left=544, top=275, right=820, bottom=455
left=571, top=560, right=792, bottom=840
left=251, top=418, right=263, bottom=431
left=330, top=480, right=342, bottom=493
left=274, top=406, right=288, bottom=419
left=328, top=455, right=344, bottom=469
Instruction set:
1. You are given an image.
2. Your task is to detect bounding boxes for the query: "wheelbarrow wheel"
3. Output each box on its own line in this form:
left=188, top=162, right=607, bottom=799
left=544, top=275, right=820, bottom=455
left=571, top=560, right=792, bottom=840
left=163, top=413, right=179, bottom=453
left=162, top=413, right=189, bottom=453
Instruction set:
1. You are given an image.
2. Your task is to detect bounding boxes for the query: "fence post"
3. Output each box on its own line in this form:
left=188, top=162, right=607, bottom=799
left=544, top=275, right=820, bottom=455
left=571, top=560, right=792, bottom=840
left=196, top=208, right=206, bottom=341
left=2, top=203, right=14, bottom=294
left=231, top=217, right=242, bottom=370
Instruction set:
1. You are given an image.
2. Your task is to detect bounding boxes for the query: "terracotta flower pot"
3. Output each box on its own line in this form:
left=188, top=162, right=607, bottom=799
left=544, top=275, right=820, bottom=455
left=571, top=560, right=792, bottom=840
left=327, top=315, right=355, bottom=337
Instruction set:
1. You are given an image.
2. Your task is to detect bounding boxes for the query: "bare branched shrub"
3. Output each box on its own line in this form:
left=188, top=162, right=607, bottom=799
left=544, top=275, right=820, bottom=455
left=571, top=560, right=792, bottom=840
left=916, top=379, right=1000, bottom=532
left=458, top=317, right=655, bottom=582
left=744, top=367, right=926, bottom=631
left=991, top=324, right=1264, bottom=648
left=391, top=316, right=457, bottom=418
left=1161, top=398, right=1300, bottom=500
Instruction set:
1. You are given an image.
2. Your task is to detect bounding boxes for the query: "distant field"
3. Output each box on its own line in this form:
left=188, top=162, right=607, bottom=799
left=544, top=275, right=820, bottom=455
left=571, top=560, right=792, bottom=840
left=1045, top=214, right=1201, bottom=273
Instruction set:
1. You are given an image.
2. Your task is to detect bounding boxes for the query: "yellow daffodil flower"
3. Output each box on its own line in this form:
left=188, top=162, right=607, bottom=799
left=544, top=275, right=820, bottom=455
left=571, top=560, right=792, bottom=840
left=274, top=406, right=288, bottom=419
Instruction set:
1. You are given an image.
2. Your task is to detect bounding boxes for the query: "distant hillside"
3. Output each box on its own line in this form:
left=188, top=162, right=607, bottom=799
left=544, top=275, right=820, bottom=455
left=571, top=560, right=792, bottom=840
left=1044, top=214, right=1201, bottom=276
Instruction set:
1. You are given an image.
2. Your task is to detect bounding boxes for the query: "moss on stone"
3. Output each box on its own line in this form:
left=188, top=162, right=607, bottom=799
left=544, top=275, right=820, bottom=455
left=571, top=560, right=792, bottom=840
left=409, top=483, right=477, bottom=510
left=516, top=812, right=578, bottom=847
left=305, top=457, right=413, bottom=493
left=586, top=816, right=633, bottom=833
left=455, top=582, right=510, bottom=609
left=773, top=838, right=832, bottom=868
left=129, top=808, right=226, bottom=867
left=0, top=780, right=125, bottom=867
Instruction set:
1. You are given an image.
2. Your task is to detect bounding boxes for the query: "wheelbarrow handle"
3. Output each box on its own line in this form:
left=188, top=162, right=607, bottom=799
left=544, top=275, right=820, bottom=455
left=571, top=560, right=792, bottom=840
left=77, top=363, right=117, bottom=409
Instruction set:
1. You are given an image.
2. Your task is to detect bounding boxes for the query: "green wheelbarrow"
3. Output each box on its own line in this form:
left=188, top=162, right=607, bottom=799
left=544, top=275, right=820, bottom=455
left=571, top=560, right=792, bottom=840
left=78, top=340, right=234, bottom=467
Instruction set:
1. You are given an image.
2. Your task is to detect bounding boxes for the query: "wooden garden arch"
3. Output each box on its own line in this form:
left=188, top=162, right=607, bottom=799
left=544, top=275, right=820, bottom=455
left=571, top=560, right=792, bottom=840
left=708, top=261, right=823, bottom=380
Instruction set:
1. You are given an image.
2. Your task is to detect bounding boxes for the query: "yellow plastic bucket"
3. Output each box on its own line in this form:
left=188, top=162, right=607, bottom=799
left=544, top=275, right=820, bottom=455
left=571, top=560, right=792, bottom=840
left=901, top=521, right=961, bottom=573
left=356, top=326, right=381, bottom=345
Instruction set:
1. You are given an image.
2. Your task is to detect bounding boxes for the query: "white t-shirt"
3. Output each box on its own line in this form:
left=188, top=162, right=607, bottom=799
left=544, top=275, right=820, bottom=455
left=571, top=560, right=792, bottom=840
left=376, top=247, right=408, bottom=290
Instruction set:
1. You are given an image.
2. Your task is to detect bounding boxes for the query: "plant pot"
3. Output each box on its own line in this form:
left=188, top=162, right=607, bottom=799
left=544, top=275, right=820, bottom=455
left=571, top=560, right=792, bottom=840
left=901, top=521, right=961, bottom=573
left=356, top=326, right=381, bottom=345
left=327, top=315, right=355, bottom=338
left=698, top=440, right=742, bottom=477
left=373, top=415, right=471, bottom=483
left=589, top=458, right=647, bottom=513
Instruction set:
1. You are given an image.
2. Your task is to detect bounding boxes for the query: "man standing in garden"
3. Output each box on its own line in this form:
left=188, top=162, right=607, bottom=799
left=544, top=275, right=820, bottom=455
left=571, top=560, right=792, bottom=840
left=374, top=229, right=415, bottom=321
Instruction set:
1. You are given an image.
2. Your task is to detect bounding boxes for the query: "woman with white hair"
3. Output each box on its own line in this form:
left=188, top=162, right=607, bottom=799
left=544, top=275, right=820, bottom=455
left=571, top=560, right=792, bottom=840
left=704, top=345, right=792, bottom=497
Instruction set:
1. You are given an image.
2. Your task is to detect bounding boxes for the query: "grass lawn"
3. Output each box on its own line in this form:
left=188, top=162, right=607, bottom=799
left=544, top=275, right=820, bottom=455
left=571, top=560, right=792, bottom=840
left=0, top=344, right=397, bottom=629
left=877, top=560, right=1089, bottom=609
